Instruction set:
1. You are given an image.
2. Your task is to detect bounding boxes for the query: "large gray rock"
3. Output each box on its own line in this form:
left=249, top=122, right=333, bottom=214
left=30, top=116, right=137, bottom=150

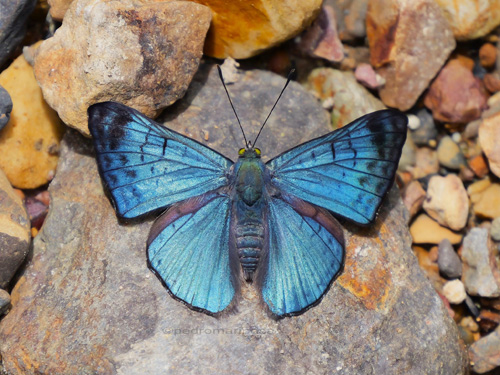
left=0, top=0, right=36, bottom=67
left=0, top=68, right=467, bottom=374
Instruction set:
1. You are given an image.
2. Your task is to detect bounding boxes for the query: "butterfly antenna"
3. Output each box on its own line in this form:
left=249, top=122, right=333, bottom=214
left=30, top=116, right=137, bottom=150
left=217, top=65, right=249, bottom=148
left=252, top=68, right=296, bottom=149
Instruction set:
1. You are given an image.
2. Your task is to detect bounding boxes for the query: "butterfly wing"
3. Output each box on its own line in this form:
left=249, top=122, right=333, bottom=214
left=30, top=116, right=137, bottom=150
left=88, top=102, right=233, bottom=219
left=266, top=109, right=407, bottom=225
left=147, top=192, right=239, bottom=314
left=258, top=194, right=345, bottom=317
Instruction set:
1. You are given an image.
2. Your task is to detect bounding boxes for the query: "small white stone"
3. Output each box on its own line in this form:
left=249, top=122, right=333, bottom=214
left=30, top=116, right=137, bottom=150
left=443, top=279, right=467, bottom=304
left=407, top=114, right=421, bottom=130
left=451, top=132, right=461, bottom=143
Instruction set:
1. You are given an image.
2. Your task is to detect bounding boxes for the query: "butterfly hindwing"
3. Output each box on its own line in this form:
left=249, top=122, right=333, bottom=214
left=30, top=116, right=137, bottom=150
left=266, top=110, right=408, bottom=225
left=147, top=192, right=239, bottom=315
left=258, top=194, right=345, bottom=317
left=88, top=102, right=233, bottom=219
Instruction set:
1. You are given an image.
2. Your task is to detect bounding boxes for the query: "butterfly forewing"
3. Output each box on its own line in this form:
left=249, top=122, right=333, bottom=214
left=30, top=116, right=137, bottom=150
left=266, top=110, right=408, bottom=224
left=88, top=102, right=233, bottom=219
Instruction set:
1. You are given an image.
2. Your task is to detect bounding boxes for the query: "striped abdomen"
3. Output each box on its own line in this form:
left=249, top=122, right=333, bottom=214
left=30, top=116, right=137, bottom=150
left=235, top=222, right=265, bottom=280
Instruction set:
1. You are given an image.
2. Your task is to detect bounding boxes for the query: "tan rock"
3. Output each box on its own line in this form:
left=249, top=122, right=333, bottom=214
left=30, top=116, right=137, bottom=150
left=402, top=180, right=425, bottom=218
left=366, top=0, right=455, bottom=111
left=423, top=174, right=469, bottom=231
left=436, top=135, right=465, bottom=169
left=410, top=214, right=463, bottom=245
left=479, top=110, right=500, bottom=178
left=305, top=68, right=385, bottom=129
left=424, top=59, right=488, bottom=123
left=411, top=147, right=439, bottom=179
left=34, top=0, right=211, bottom=136
left=0, top=168, right=31, bottom=289
left=470, top=182, right=500, bottom=219
left=195, top=0, right=322, bottom=59
left=442, top=280, right=467, bottom=304
left=435, top=0, right=500, bottom=40
left=48, top=0, right=73, bottom=20
left=0, top=54, right=64, bottom=189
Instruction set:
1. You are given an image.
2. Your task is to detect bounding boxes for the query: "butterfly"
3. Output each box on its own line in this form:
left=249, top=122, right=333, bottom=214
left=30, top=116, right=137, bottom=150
left=87, top=69, right=407, bottom=318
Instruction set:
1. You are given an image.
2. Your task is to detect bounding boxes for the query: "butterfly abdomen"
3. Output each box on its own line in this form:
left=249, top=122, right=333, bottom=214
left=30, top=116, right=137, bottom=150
left=235, top=221, right=265, bottom=280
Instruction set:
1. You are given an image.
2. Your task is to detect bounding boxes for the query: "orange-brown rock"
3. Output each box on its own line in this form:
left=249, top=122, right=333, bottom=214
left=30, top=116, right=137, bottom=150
left=0, top=54, right=64, bottom=189
left=366, top=0, right=455, bottom=111
left=410, top=214, right=463, bottom=245
left=468, top=154, right=489, bottom=178
left=34, top=0, right=211, bottom=136
left=195, top=0, right=322, bottom=59
left=435, top=0, right=500, bottom=40
left=47, top=0, right=72, bottom=20
left=479, top=43, right=497, bottom=68
left=424, top=59, right=488, bottom=123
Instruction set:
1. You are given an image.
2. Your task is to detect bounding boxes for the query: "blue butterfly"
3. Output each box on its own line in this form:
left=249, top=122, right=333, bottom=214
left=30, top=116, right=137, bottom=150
left=88, top=73, right=407, bottom=318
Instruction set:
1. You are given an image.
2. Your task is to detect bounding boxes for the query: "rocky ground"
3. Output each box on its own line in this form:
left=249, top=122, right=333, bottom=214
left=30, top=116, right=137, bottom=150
left=1, top=0, right=500, bottom=374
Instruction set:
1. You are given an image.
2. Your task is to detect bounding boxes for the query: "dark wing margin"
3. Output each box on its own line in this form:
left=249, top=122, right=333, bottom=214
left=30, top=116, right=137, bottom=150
left=88, top=102, right=233, bottom=219
left=266, top=109, right=407, bottom=225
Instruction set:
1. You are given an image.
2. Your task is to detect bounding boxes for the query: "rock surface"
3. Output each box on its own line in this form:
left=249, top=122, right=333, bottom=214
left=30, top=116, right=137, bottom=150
left=0, top=85, right=12, bottom=131
left=0, top=168, right=31, bottom=289
left=48, top=0, right=73, bottom=20
left=366, top=0, right=455, bottom=111
left=0, top=69, right=467, bottom=375
left=479, top=110, right=500, bottom=178
left=0, top=54, right=64, bottom=189
left=0, top=289, right=10, bottom=315
left=195, top=0, right=322, bottom=59
left=306, top=67, right=385, bottom=129
left=0, top=0, right=37, bottom=66
left=34, top=0, right=211, bottom=136
left=436, top=136, right=465, bottom=170
left=324, top=0, right=368, bottom=41
left=461, top=228, right=500, bottom=298
left=491, top=217, right=500, bottom=242
left=470, top=324, right=500, bottom=374
left=435, top=0, right=500, bottom=40
left=424, top=59, right=488, bottom=123
left=423, top=174, right=469, bottom=231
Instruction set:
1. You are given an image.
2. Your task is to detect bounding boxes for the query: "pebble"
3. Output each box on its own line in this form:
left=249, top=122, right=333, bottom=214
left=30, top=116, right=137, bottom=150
left=463, top=119, right=481, bottom=139
left=437, top=239, right=462, bottom=279
left=434, top=0, right=500, bottom=40
left=0, top=85, right=12, bottom=131
left=479, top=43, right=497, bottom=68
left=0, top=0, right=36, bottom=66
left=398, top=133, right=417, bottom=172
left=25, top=196, right=49, bottom=230
left=200, top=0, right=322, bottom=58
left=306, top=68, right=385, bottom=129
left=470, top=325, right=500, bottom=374
left=442, top=279, right=466, bottom=304
left=413, top=246, right=446, bottom=291
left=407, top=114, right=420, bottom=131
left=366, top=0, right=455, bottom=111
left=469, top=181, right=500, bottom=219
left=354, top=63, right=381, bottom=90
left=424, top=59, right=488, bottom=123
left=423, top=174, right=469, bottom=231
left=47, top=0, right=72, bottom=20
left=484, top=72, right=500, bottom=93
left=468, top=154, right=489, bottom=178
left=297, top=5, right=344, bottom=62
left=0, top=289, right=10, bottom=315
left=402, top=180, right=426, bottom=219
left=491, top=217, right=500, bottom=241
left=461, top=228, right=500, bottom=298
left=0, top=168, right=31, bottom=289
left=409, top=108, right=438, bottom=146
left=410, top=214, right=463, bottom=245
left=326, top=0, right=368, bottom=41
left=411, top=147, right=439, bottom=179
left=478, top=110, right=500, bottom=178
left=0, top=54, right=64, bottom=189
left=34, top=0, right=212, bottom=136
left=437, top=136, right=465, bottom=170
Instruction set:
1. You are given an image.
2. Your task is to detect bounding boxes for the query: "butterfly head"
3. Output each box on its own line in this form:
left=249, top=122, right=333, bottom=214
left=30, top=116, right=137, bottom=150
left=238, top=147, right=261, bottom=159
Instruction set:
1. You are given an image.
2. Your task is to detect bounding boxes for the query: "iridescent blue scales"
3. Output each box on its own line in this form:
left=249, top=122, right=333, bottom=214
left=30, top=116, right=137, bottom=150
left=88, top=102, right=407, bottom=317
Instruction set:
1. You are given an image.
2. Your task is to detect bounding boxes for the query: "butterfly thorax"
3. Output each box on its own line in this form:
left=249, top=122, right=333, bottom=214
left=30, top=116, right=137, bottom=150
left=232, top=152, right=267, bottom=281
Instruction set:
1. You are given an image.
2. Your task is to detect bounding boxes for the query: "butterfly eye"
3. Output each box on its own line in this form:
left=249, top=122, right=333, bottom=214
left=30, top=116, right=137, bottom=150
left=255, top=148, right=261, bottom=155
left=238, top=148, right=245, bottom=156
